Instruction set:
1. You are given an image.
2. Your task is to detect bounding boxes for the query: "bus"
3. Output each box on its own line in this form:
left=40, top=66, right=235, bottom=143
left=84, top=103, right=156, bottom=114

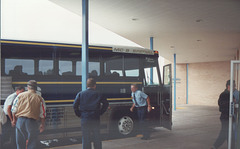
left=0, top=39, right=172, bottom=141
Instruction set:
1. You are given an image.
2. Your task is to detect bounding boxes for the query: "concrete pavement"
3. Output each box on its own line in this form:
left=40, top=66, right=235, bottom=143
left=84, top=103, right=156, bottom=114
left=49, top=105, right=227, bottom=149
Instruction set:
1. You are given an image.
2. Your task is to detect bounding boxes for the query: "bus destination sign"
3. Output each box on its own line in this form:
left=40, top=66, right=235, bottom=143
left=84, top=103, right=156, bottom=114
left=112, top=47, right=154, bottom=55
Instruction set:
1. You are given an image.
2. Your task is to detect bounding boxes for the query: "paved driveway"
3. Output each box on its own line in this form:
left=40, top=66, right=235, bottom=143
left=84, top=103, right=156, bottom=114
left=49, top=105, right=228, bottom=149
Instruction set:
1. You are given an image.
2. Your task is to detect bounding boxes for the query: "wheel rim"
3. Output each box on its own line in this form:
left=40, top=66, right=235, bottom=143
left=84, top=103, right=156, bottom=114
left=118, top=116, right=134, bottom=135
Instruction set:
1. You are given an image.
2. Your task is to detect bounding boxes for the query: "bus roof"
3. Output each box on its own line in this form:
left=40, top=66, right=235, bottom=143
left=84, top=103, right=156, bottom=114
left=1, top=39, right=159, bottom=55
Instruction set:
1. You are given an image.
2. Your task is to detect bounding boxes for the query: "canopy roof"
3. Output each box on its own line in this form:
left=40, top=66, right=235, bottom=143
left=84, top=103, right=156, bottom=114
left=1, top=0, right=141, bottom=48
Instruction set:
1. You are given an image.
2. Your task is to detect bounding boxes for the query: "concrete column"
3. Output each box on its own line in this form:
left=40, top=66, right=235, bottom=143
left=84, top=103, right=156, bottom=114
left=186, top=63, right=189, bottom=104
left=82, top=0, right=89, bottom=91
left=150, top=37, right=153, bottom=84
left=174, top=53, right=176, bottom=111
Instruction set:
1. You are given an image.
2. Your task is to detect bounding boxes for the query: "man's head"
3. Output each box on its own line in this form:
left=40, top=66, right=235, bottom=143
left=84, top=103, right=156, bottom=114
left=131, top=84, right=138, bottom=93
left=27, top=80, right=37, bottom=91
left=87, top=78, right=96, bottom=89
left=15, top=86, right=25, bottom=95
left=226, top=80, right=236, bottom=91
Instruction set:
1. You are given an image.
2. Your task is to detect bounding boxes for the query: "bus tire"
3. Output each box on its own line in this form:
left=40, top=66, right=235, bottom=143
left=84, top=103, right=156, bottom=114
left=110, top=112, right=136, bottom=138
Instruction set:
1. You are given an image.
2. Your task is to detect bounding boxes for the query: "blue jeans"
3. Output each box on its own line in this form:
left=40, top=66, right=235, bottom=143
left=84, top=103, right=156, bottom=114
left=81, top=113, right=102, bottom=149
left=136, top=106, right=150, bottom=138
left=16, top=117, right=39, bottom=149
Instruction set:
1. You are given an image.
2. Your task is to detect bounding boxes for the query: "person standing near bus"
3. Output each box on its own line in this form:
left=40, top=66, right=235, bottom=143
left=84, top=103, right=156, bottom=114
left=2, top=86, right=25, bottom=149
left=73, top=78, right=109, bottom=149
left=11, top=80, right=46, bottom=149
left=0, top=105, right=7, bottom=148
left=130, top=84, right=152, bottom=140
left=211, top=80, right=233, bottom=149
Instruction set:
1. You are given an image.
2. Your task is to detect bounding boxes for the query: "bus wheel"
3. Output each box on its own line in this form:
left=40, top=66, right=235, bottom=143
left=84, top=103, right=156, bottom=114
left=117, top=115, right=134, bottom=136
left=109, top=112, right=136, bottom=138
left=118, top=116, right=134, bottom=135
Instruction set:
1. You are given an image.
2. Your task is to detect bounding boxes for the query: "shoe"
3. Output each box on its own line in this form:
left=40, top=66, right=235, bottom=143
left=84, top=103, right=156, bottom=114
left=141, top=136, right=150, bottom=140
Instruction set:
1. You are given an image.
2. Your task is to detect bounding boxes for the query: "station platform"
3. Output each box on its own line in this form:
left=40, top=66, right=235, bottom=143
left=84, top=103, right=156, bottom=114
left=47, top=105, right=226, bottom=149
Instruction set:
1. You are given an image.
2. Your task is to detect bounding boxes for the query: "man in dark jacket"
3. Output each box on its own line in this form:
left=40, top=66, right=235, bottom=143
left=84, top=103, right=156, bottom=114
left=73, top=78, right=109, bottom=149
left=212, top=80, right=232, bottom=149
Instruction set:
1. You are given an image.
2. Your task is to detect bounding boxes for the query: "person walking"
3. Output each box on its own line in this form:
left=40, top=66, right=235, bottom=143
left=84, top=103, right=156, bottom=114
left=11, top=80, right=46, bottom=149
left=211, top=80, right=232, bottom=149
left=130, top=84, right=151, bottom=140
left=73, top=78, right=109, bottom=149
left=2, top=86, right=25, bottom=148
left=0, top=105, right=7, bottom=148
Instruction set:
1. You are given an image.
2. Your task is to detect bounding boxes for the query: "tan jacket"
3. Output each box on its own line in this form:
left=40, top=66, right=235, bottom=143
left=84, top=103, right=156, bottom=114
left=12, top=90, right=46, bottom=120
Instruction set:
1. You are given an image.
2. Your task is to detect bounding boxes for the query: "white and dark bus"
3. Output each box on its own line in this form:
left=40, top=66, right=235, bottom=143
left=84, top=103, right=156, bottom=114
left=0, top=39, right=172, bottom=140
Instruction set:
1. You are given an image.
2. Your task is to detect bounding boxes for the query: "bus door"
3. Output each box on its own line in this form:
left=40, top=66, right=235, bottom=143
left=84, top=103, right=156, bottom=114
left=161, top=64, right=172, bottom=130
left=142, top=57, right=162, bottom=125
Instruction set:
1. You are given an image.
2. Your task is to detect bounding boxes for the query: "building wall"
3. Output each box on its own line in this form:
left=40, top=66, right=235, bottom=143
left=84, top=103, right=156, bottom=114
left=175, top=64, right=187, bottom=105
left=188, top=61, right=230, bottom=105
left=164, top=60, right=230, bottom=106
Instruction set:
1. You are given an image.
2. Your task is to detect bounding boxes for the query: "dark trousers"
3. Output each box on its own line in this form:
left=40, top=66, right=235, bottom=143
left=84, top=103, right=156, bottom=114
left=0, top=134, right=2, bottom=149
left=213, top=119, right=229, bottom=148
left=81, top=118, right=102, bottom=149
left=2, top=115, right=17, bottom=149
left=16, top=117, right=39, bottom=149
left=136, top=106, right=150, bottom=138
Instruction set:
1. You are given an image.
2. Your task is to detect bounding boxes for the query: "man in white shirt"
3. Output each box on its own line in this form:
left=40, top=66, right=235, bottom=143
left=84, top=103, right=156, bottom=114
left=0, top=106, right=7, bottom=148
left=2, top=86, right=25, bottom=148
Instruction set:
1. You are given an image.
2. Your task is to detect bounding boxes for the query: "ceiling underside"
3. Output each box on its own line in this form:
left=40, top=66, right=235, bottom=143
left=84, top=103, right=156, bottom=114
left=50, top=0, right=240, bottom=63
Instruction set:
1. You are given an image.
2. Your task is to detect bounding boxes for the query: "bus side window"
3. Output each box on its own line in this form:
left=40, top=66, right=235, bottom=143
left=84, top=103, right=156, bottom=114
left=5, top=59, right=34, bottom=75
left=59, top=61, right=73, bottom=76
left=89, top=62, right=100, bottom=77
left=76, top=61, right=100, bottom=77
left=39, top=60, right=54, bottom=75
left=104, top=56, right=123, bottom=77
left=124, top=57, right=139, bottom=77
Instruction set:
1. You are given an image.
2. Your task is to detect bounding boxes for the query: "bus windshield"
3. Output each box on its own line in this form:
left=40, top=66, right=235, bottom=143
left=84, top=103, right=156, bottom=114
left=143, top=56, right=160, bottom=86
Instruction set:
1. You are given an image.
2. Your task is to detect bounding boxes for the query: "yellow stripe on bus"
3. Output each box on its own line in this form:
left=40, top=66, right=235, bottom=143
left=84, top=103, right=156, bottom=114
left=12, top=82, right=82, bottom=85
left=12, top=82, right=142, bottom=85
left=89, top=47, right=112, bottom=50
left=45, top=100, right=75, bottom=103
left=44, top=98, right=132, bottom=103
left=1, top=40, right=112, bottom=50
left=97, top=82, right=142, bottom=85
left=107, top=98, right=132, bottom=101
left=1, top=40, right=81, bottom=48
